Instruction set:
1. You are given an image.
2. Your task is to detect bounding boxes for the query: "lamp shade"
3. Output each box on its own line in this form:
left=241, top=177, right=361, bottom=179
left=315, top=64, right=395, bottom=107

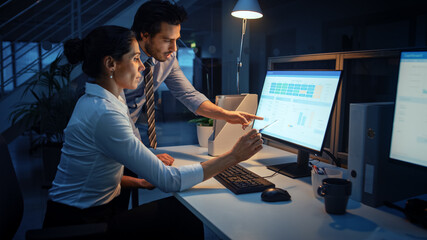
left=231, top=0, right=263, bottom=19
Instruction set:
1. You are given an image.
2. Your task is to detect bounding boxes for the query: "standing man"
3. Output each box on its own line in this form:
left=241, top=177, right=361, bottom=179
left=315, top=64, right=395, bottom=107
left=125, top=0, right=262, bottom=148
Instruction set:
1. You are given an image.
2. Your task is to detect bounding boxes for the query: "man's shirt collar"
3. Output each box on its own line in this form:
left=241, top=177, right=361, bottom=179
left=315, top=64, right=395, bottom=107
left=140, top=47, right=158, bottom=66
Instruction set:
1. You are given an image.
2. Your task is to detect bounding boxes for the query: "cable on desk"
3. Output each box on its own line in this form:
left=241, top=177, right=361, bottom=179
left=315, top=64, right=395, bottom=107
left=322, top=149, right=341, bottom=167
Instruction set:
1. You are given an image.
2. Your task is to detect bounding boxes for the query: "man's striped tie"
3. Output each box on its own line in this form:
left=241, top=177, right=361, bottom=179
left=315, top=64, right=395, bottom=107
left=144, top=58, right=157, bottom=149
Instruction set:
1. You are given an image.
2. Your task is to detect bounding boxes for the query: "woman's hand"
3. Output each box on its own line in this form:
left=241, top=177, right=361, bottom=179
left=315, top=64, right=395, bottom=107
left=139, top=179, right=155, bottom=190
left=156, top=153, right=174, bottom=166
left=121, top=175, right=155, bottom=190
left=200, top=129, right=263, bottom=180
left=230, top=129, right=263, bottom=162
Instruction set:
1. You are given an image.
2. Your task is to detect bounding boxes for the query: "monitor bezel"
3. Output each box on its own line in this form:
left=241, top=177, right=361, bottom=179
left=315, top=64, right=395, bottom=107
left=255, top=69, right=343, bottom=156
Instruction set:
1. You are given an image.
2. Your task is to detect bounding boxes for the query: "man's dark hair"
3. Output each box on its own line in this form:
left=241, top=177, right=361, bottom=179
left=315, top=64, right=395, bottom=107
left=131, top=0, right=187, bottom=40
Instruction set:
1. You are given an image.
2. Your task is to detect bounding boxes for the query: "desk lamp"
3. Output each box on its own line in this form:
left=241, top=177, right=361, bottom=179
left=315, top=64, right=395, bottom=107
left=231, top=0, right=263, bottom=94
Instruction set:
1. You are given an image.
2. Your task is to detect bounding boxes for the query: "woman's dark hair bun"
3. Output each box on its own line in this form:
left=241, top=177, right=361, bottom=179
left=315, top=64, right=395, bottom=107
left=62, top=26, right=135, bottom=78
left=63, top=38, right=84, bottom=64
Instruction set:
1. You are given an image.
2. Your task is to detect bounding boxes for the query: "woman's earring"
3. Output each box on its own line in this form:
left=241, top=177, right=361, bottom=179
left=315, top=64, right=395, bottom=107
left=110, top=70, right=114, bottom=79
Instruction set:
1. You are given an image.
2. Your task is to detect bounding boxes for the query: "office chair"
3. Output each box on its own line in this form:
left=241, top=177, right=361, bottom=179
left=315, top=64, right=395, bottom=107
left=0, top=134, right=108, bottom=240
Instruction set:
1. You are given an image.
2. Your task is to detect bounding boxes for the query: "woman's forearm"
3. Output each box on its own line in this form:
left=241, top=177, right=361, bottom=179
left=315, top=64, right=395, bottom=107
left=200, top=151, right=239, bottom=180
left=200, top=129, right=263, bottom=181
left=121, top=175, right=155, bottom=189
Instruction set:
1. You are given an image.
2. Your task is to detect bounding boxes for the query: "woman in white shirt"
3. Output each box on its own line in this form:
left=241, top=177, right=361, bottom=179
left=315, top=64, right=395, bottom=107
left=43, top=25, right=262, bottom=238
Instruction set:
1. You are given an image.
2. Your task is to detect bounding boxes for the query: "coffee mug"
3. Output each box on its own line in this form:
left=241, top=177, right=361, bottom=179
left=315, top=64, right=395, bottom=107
left=317, top=178, right=352, bottom=214
left=311, top=168, right=343, bottom=198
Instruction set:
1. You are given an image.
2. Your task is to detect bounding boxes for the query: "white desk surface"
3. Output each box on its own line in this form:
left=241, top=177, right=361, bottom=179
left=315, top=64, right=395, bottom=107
left=152, top=144, right=427, bottom=240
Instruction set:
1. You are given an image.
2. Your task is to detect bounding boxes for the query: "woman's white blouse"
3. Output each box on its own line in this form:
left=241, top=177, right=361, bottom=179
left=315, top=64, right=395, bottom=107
left=49, top=83, right=204, bottom=209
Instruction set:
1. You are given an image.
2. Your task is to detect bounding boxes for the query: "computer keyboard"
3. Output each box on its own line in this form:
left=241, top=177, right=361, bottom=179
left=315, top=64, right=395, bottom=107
left=214, top=164, right=275, bottom=195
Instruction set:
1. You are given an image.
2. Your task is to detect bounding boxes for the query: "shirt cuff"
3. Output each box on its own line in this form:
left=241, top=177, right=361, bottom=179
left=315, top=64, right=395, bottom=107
left=178, top=163, right=204, bottom=191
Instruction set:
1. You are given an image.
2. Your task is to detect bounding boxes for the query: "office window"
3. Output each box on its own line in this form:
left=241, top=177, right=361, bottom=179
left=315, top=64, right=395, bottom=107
left=2, top=42, right=13, bottom=92
left=41, top=43, right=63, bottom=68
left=14, top=42, right=39, bottom=87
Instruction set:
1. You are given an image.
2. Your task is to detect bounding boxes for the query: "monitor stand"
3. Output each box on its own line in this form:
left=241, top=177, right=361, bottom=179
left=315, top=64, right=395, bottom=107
left=267, top=150, right=311, bottom=178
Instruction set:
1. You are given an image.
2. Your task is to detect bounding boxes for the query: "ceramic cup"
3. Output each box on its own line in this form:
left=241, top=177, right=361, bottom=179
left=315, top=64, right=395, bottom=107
left=311, top=168, right=343, bottom=199
left=317, top=178, right=352, bottom=214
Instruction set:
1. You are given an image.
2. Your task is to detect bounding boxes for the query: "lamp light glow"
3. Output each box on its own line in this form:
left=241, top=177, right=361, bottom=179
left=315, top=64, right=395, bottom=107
left=231, top=10, right=263, bottom=19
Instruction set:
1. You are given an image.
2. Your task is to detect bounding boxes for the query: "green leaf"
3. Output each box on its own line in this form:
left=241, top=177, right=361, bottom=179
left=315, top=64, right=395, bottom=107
left=188, top=117, right=213, bottom=126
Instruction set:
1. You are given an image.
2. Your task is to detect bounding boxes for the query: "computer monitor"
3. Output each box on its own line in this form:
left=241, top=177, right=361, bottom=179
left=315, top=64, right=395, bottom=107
left=253, top=70, right=341, bottom=178
left=389, top=51, right=427, bottom=168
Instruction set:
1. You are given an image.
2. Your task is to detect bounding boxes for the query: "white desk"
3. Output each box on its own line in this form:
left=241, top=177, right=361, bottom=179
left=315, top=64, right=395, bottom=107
left=152, top=145, right=427, bottom=240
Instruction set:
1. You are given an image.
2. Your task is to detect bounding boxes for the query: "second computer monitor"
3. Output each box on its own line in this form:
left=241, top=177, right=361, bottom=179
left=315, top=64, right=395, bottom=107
left=253, top=70, right=341, bottom=178
left=390, top=51, right=427, bottom=168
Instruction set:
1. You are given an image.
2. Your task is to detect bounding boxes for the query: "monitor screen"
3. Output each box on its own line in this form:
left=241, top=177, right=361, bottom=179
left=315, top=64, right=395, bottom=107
left=390, top=51, right=427, bottom=168
left=253, top=70, right=341, bottom=178
left=254, top=70, right=341, bottom=152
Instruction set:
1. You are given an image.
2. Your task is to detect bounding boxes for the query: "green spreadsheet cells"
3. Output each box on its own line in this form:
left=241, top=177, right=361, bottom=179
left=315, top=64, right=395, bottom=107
left=270, top=82, right=319, bottom=98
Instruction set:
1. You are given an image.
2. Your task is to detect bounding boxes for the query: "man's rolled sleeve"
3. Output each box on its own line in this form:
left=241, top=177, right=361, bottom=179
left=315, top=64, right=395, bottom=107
left=183, top=96, right=209, bottom=114
left=178, top=163, right=204, bottom=191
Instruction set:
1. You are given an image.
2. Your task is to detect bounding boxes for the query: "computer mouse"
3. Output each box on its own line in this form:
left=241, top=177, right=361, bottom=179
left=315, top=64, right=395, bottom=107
left=261, top=188, right=291, bottom=202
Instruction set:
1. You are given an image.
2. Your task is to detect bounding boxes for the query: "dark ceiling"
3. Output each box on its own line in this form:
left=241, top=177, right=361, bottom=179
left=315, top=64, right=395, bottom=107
left=0, top=0, right=134, bottom=42
left=0, top=0, right=288, bottom=43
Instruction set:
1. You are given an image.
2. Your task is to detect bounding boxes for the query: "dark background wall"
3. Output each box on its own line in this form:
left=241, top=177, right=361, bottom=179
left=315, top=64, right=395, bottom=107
left=180, top=0, right=427, bottom=95
left=247, top=0, right=427, bottom=95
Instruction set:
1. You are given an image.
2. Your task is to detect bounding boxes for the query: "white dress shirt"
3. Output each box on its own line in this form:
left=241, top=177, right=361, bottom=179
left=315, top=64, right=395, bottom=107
left=49, top=83, right=204, bottom=209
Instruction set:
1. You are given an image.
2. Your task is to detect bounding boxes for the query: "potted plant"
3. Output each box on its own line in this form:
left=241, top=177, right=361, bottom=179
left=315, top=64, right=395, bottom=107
left=9, top=54, right=77, bottom=187
left=189, top=117, right=214, bottom=147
